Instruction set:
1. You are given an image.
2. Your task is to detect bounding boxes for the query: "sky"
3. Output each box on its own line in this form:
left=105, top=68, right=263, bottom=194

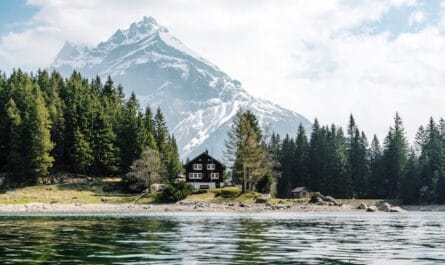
left=1, top=0, right=445, bottom=143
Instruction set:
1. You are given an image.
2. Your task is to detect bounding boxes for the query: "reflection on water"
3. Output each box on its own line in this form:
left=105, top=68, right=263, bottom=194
left=0, top=212, right=444, bottom=264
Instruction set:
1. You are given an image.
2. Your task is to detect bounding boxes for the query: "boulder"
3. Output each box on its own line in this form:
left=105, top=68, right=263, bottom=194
left=389, top=206, right=406, bottom=213
left=177, top=201, right=195, bottom=206
left=150, top=183, right=167, bottom=192
left=255, top=197, right=268, bottom=203
left=310, top=192, right=327, bottom=203
left=325, top=196, right=340, bottom=206
left=357, top=202, right=368, bottom=210
left=376, top=202, right=392, bottom=212
left=128, top=181, right=145, bottom=193
left=367, top=206, right=378, bottom=212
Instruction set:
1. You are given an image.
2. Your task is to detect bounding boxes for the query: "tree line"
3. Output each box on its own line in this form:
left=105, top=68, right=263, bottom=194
left=0, top=69, right=182, bottom=186
left=271, top=114, right=445, bottom=204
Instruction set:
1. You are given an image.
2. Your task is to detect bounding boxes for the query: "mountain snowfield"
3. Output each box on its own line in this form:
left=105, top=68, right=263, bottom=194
left=50, top=16, right=311, bottom=159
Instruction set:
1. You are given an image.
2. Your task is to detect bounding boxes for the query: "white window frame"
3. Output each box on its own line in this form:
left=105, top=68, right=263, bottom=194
left=193, top=164, right=202, bottom=170
left=207, top=163, right=216, bottom=170
left=189, top=173, right=202, bottom=180
left=210, top=173, right=220, bottom=180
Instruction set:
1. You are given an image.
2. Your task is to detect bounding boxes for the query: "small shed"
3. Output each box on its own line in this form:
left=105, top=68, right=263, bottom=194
left=291, top=187, right=312, bottom=198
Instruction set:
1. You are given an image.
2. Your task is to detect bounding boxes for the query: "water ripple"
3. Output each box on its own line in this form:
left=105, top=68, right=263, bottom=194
left=0, top=212, right=444, bottom=264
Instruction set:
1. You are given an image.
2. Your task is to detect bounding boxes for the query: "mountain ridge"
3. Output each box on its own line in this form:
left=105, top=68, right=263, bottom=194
left=50, top=16, right=311, bottom=159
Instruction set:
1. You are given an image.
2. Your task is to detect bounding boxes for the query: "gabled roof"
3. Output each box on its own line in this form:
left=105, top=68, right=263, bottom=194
left=291, top=186, right=311, bottom=193
left=185, top=150, right=226, bottom=168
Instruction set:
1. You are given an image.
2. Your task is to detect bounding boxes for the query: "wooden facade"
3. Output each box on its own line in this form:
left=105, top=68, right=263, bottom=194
left=184, top=150, right=225, bottom=190
left=291, top=187, right=312, bottom=198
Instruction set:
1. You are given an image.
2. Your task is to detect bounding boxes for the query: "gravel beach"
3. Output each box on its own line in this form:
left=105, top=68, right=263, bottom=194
left=0, top=201, right=362, bottom=214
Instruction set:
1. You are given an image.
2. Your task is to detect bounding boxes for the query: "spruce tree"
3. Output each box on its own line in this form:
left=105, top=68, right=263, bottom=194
left=294, top=124, right=309, bottom=188
left=142, top=106, right=157, bottom=150
left=277, top=134, right=295, bottom=197
left=25, top=85, right=54, bottom=180
left=368, top=135, right=384, bottom=197
left=165, top=135, right=183, bottom=181
left=309, top=119, right=327, bottom=193
left=154, top=107, right=169, bottom=158
left=118, top=93, right=142, bottom=173
left=400, top=149, right=421, bottom=203
left=382, top=113, right=408, bottom=198
left=5, top=99, right=24, bottom=182
left=72, top=127, right=93, bottom=173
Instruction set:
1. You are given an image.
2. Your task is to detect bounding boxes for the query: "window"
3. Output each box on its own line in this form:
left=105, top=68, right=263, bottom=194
left=207, top=163, right=215, bottom=170
left=193, top=164, right=202, bottom=170
left=189, top=173, right=202, bottom=179
left=210, top=173, right=220, bottom=180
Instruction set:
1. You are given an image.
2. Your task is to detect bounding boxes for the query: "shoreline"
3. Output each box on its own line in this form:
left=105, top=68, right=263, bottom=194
left=0, top=202, right=361, bottom=214
left=0, top=201, right=441, bottom=214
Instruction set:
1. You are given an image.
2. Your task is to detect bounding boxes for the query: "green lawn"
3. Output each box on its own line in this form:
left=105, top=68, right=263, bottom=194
left=0, top=178, right=152, bottom=204
left=0, top=180, right=388, bottom=206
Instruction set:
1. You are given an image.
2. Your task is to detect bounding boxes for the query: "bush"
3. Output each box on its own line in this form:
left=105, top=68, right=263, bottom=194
left=255, top=175, right=273, bottom=193
left=156, top=182, right=194, bottom=203
left=213, top=187, right=241, bottom=198
left=120, top=175, right=146, bottom=194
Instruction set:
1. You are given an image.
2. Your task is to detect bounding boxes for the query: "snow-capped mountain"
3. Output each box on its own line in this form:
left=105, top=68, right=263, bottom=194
left=51, top=16, right=311, bottom=159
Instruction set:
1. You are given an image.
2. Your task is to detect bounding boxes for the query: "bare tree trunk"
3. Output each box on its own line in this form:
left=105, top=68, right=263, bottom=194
left=242, top=164, right=246, bottom=193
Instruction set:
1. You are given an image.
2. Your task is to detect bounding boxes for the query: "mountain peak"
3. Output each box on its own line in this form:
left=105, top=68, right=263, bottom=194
left=55, top=41, right=87, bottom=61
left=100, top=16, right=167, bottom=50
left=142, top=16, right=159, bottom=26
left=50, top=16, right=311, bottom=159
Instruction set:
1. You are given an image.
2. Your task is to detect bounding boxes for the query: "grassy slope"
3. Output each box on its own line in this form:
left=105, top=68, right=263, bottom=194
left=0, top=178, right=155, bottom=204
left=0, top=180, right=386, bottom=206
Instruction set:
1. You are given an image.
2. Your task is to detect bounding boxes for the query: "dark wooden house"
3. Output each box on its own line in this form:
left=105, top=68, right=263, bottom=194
left=184, top=150, right=225, bottom=190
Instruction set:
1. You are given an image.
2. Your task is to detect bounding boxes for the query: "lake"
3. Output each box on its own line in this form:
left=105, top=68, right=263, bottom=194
left=0, top=212, right=444, bottom=264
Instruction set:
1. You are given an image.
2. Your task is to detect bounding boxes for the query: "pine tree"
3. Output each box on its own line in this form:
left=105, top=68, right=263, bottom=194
left=346, top=115, right=369, bottom=198
left=400, top=149, right=421, bottom=204
left=25, top=85, right=54, bottom=180
left=0, top=72, right=9, bottom=172
left=324, top=125, right=350, bottom=197
left=382, top=113, right=408, bottom=198
left=309, top=119, right=327, bottom=193
left=92, top=108, right=120, bottom=175
left=72, top=127, right=93, bottom=173
left=142, top=106, right=157, bottom=150
left=277, top=134, right=295, bottom=197
left=5, top=99, right=24, bottom=182
left=294, top=124, right=309, bottom=188
left=368, top=135, right=384, bottom=197
left=165, top=135, right=183, bottom=182
left=118, top=93, right=142, bottom=173
left=154, top=107, right=169, bottom=159
left=226, top=109, right=274, bottom=192
left=36, top=70, right=65, bottom=169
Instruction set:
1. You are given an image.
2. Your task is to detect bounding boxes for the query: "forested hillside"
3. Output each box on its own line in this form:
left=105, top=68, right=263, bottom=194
left=0, top=69, right=181, bottom=186
left=273, top=115, right=445, bottom=204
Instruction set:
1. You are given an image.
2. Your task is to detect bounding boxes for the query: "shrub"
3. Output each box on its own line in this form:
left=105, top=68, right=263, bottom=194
left=156, top=182, right=194, bottom=203
left=120, top=174, right=147, bottom=194
left=213, top=187, right=241, bottom=198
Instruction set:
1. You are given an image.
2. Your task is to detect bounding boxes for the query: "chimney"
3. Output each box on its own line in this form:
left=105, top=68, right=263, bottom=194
left=205, top=149, right=208, bottom=155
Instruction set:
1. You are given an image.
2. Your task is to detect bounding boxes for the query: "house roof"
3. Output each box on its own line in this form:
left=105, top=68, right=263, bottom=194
left=185, top=150, right=226, bottom=168
left=291, top=186, right=311, bottom=193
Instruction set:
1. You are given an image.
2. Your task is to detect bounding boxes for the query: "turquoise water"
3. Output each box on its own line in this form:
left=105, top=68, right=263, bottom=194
left=0, top=212, right=444, bottom=264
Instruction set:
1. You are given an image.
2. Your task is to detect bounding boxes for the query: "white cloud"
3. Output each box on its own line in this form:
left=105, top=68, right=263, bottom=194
left=409, top=10, right=425, bottom=26
left=1, top=0, right=445, bottom=142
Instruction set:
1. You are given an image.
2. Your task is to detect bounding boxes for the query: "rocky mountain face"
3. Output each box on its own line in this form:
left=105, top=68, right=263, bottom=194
left=51, top=16, right=311, bottom=159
